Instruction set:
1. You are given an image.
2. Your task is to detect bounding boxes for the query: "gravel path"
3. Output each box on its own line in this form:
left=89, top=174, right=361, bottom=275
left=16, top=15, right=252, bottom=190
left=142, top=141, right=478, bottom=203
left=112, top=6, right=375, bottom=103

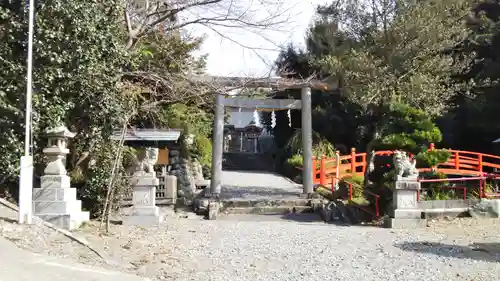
left=2, top=201, right=500, bottom=281
left=79, top=214, right=499, bottom=281
left=220, top=171, right=303, bottom=200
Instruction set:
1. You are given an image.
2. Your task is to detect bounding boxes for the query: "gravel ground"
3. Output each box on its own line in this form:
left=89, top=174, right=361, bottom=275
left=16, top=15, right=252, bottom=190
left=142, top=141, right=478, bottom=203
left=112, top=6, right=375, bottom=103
left=1, top=203, right=500, bottom=281
left=79, top=213, right=500, bottom=281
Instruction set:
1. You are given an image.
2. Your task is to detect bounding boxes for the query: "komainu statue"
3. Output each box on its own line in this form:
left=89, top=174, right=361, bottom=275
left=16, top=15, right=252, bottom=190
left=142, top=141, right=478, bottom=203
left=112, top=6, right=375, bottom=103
left=130, top=147, right=159, bottom=176
left=393, top=150, right=418, bottom=179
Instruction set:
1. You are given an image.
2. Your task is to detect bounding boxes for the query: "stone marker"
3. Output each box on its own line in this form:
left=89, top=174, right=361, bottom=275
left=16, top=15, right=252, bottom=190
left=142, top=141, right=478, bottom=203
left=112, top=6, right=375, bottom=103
left=33, top=126, right=89, bottom=230
left=123, top=147, right=163, bottom=226
left=164, top=174, right=178, bottom=204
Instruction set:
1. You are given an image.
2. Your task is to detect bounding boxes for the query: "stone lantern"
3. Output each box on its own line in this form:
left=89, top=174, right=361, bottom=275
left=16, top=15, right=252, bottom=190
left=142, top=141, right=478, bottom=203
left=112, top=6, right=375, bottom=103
left=33, top=125, right=89, bottom=230
left=43, top=125, right=75, bottom=176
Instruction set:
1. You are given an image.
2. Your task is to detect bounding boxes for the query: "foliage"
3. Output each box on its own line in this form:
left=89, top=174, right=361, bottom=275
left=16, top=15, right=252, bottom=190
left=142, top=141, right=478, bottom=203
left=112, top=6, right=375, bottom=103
left=283, top=127, right=334, bottom=156
left=375, top=103, right=444, bottom=153
left=285, top=135, right=335, bottom=168
left=0, top=0, right=212, bottom=218
left=269, top=0, right=474, bottom=180
left=316, top=0, right=472, bottom=116
left=78, top=141, right=131, bottom=217
left=191, top=135, right=212, bottom=168
left=340, top=174, right=365, bottom=199
left=419, top=172, right=454, bottom=201
left=438, top=1, right=500, bottom=153
left=286, top=154, right=305, bottom=168
left=415, top=149, right=452, bottom=168
left=0, top=0, right=128, bottom=199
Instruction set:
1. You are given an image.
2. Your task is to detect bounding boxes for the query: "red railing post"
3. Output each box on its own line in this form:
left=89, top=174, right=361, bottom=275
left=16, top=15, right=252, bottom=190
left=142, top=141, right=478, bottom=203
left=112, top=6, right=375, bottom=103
left=362, top=154, right=367, bottom=174
left=463, top=186, right=467, bottom=201
left=375, top=197, right=380, bottom=217
left=478, top=154, right=483, bottom=173
left=348, top=184, right=353, bottom=200
left=479, top=178, right=483, bottom=198
left=350, top=147, right=356, bottom=176
left=312, top=156, right=317, bottom=184
left=320, top=155, right=326, bottom=185
left=454, top=152, right=460, bottom=170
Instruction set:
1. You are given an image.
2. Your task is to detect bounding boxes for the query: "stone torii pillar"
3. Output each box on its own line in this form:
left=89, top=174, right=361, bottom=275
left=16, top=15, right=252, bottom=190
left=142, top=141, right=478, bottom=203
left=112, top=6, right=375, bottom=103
left=301, top=87, right=313, bottom=195
left=209, top=93, right=225, bottom=196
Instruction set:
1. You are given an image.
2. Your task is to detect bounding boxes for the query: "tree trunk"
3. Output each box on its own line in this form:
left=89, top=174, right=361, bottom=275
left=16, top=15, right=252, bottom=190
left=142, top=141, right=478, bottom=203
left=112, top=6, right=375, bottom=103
left=363, top=127, right=381, bottom=188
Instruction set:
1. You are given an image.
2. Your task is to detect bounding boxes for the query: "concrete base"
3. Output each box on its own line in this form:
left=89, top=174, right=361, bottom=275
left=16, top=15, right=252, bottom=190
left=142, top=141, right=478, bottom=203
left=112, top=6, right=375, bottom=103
left=123, top=215, right=164, bottom=227
left=384, top=217, right=427, bottom=229
left=422, top=209, right=469, bottom=219
left=123, top=206, right=163, bottom=227
left=33, top=176, right=90, bottom=230
left=37, top=211, right=90, bottom=230
left=196, top=196, right=326, bottom=218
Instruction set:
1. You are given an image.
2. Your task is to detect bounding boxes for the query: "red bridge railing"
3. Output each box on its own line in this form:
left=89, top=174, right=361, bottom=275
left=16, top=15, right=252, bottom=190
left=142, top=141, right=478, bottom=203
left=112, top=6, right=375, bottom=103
left=311, top=144, right=500, bottom=199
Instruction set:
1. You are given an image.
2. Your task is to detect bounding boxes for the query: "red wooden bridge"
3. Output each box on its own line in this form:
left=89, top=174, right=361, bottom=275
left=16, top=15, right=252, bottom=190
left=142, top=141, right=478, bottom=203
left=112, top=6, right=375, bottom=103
left=313, top=143, right=500, bottom=182
left=312, top=143, right=500, bottom=201
left=312, top=144, right=500, bottom=217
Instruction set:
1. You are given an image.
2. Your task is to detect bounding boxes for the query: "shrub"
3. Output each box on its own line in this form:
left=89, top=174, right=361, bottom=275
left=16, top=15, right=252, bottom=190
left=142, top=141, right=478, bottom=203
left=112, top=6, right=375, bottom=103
left=340, top=174, right=365, bottom=198
left=419, top=171, right=452, bottom=200
left=191, top=134, right=212, bottom=168
left=415, top=149, right=451, bottom=168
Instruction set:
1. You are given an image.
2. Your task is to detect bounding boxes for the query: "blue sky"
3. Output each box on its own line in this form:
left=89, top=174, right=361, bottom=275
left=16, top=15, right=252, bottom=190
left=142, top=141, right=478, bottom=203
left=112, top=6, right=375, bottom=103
left=184, top=0, right=329, bottom=77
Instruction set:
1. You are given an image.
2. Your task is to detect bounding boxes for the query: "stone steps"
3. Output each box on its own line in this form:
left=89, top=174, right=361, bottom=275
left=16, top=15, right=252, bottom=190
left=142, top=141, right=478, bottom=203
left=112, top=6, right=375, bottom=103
left=222, top=205, right=315, bottom=215
left=223, top=152, right=275, bottom=172
left=221, top=198, right=320, bottom=208
left=219, top=198, right=325, bottom=215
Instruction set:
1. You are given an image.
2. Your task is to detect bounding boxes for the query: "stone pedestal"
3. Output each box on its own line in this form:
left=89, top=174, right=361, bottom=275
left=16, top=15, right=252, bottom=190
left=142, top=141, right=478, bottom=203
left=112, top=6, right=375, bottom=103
left=33, top=175, right=90, bottom=230
left=123, top=175, right=163, bottom=227
left=384, top=176, right=426, bottom=229
left=33, top=126, right=89, bottom=230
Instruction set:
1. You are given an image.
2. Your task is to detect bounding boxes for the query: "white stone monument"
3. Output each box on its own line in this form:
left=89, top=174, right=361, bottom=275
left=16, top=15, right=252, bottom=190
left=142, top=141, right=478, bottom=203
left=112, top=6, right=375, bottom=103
left=33, top=126, right=89, bottom=230
left=384, top=151, right=426, bottom=228
left=123, top=147, right=163, bottom=226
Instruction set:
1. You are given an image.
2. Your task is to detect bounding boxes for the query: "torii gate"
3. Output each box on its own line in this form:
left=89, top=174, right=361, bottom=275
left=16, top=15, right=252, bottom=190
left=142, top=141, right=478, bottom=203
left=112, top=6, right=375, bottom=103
left=189, top=75, right=337, bottom=197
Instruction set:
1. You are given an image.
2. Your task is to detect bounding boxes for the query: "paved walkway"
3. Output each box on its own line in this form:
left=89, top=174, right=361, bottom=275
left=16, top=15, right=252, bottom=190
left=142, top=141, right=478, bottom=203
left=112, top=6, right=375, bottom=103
left=220, top=170, right=303, bottom=200
left=0, top=237, right=149, bottom=281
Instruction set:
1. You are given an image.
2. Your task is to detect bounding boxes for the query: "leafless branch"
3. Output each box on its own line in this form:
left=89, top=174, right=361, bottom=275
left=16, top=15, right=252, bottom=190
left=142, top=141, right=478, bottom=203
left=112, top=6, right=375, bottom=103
left=123, top=0, right=294, bottom=50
